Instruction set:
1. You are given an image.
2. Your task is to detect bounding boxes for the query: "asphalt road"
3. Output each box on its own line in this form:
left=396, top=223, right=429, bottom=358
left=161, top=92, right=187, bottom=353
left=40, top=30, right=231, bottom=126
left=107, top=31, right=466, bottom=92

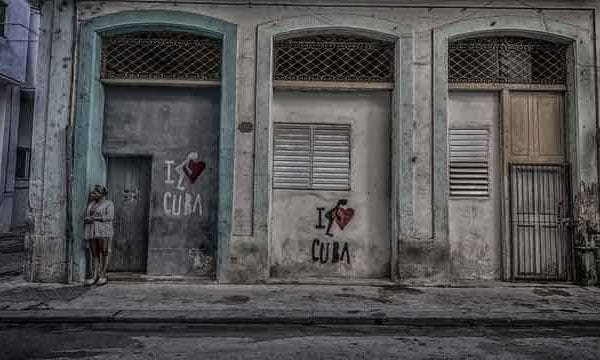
left=1, top=324, right=599, bottom=360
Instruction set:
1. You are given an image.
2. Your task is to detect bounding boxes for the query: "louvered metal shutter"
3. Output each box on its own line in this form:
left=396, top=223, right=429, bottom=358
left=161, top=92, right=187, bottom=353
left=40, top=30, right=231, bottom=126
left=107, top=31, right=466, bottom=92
left=273, top=124, right=351, bottom=190
left=312, top=125, right=351, bottom=190
left=273, top=124, right=312, bottom=189
left=449, top=129, right=490, bottom=197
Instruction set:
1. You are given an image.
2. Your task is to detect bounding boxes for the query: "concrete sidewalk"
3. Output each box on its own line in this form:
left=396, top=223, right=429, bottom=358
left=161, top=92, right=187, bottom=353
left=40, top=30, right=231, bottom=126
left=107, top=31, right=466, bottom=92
left=0, top=277, right=599, bottom=327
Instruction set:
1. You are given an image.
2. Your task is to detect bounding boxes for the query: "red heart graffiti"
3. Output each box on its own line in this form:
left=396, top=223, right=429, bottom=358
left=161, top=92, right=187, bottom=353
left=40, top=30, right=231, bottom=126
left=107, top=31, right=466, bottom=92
left=334, top=207, right=355, bottom=230
left=183, top=160, right=206, bottom=184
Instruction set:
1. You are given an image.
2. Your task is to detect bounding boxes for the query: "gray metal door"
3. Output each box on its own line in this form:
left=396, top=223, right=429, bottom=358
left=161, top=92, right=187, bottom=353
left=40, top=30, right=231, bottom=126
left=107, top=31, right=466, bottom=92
left=509, top=163, right=572, bottom=281
left=107, top=156, right=151, bottom=272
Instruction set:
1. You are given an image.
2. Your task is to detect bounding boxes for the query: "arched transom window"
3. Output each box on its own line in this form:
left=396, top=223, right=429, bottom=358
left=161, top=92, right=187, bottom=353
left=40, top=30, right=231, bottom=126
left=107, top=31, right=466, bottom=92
left=273, top=35, right=395, bottom=83
left=101, top=31, right=222, bottom=82
left=448, top=37, right=567, bottom=85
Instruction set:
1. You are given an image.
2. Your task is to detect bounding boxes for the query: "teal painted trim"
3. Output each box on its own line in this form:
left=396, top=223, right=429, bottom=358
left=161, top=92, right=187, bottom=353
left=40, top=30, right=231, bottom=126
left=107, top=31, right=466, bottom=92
left=432, top=15, right=597, bottom=280
left=255, top=15, right=413, bottom=280
left=73, top=10, right=237, bottom=281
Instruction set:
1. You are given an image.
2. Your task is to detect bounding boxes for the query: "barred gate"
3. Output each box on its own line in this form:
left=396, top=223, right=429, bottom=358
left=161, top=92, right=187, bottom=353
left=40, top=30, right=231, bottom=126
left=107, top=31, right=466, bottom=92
left=509, top=163, right=573, bottom=281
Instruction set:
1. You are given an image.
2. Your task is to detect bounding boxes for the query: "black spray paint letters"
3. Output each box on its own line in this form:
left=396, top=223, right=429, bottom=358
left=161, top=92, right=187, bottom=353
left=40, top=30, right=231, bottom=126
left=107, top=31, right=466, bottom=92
left=315, top=207, right=326, bottom=229
left=311, top=239, right=350, bottom=265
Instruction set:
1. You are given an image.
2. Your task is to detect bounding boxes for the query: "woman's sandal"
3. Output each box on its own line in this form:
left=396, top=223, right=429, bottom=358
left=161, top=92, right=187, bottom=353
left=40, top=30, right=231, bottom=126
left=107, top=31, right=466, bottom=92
left=83, top=276, right=98, bottom=286
left=96, top=276, right=108, bottom=286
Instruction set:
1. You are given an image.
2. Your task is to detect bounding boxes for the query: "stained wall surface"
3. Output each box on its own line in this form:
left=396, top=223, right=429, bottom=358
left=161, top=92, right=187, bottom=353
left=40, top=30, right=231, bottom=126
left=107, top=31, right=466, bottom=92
left=270, top=90, right=391, bottom=280
left=103, top=86, right=220, bottom=276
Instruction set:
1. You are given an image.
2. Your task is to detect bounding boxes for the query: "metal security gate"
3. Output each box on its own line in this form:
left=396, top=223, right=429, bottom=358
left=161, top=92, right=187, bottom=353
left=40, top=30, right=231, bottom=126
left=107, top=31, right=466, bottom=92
left=509, top=163, right=572, bottom=281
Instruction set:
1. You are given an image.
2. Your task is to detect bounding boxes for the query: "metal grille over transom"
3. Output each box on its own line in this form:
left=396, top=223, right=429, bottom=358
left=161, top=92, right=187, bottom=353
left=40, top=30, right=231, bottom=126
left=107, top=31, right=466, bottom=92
left=101, top=31, right=221, bottom=81
left=273, top=123, right=351, bottom=190
left=448, top=37, right=567, bottom=85
left=449, top=129, right=490, bottom=197
left=273, top=35, right=394, bottom=83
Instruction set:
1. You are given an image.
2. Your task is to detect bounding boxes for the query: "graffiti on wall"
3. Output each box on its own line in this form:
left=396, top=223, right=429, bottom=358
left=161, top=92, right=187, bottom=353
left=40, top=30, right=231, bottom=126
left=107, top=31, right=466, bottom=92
left=316, top=199, right=355, bottom=236
left=165, top=152, right=206, bottom=190
left=311, top=199, right=354, bottom=265
left=311, top=239, right=350, bottom=264
left=163, top=152, right=205, bottom=216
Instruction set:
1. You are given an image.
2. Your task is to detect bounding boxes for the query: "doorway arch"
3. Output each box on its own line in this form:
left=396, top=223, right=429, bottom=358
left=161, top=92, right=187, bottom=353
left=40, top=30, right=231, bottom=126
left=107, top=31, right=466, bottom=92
left=72, top=10, right=237, bottom=281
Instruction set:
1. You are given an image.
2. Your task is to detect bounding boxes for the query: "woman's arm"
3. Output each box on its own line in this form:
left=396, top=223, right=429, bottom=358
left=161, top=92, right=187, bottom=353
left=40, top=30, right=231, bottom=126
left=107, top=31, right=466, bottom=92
left=84, top=204, right=93, bottom=224
left=100, top=202, right=114, bottom=222
left=92, top=202, right=114, bottom=222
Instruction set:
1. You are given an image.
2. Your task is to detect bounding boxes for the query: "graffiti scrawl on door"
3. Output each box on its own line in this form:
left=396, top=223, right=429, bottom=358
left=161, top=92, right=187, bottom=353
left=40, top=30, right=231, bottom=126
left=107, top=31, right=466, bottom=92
left=163, top=152, right=205, bottom=216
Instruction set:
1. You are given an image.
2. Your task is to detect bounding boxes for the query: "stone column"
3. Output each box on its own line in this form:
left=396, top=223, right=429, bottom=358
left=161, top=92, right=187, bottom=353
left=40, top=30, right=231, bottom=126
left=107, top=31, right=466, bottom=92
left=26, top=0, right=75, bottom=282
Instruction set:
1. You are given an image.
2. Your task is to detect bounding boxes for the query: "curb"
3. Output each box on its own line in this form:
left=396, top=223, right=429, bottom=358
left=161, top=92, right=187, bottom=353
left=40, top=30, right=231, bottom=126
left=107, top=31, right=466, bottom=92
left=2, top=310, right=600, bottom=328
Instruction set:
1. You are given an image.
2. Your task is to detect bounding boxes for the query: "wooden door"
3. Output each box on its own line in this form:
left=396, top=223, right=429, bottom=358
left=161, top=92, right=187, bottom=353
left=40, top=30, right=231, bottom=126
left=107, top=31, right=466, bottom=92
left=505, top=92, right=565, bottom=164
left=504, top=92, right=571, bottom=281
left=107, top=156, right=151, bottom=272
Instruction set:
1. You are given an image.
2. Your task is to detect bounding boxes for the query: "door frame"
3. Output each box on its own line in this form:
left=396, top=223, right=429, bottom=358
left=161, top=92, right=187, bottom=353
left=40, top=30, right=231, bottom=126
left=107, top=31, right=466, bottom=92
left=72, top=10, right=237, bottom=282
left=254, top=15, right=414, bottom=281
left=434, top=17, right=597, bottom=281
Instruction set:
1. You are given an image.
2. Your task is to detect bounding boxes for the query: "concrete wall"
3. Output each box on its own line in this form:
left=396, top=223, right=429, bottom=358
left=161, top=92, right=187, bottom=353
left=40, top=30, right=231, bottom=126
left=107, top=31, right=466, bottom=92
left=27, top=0, right=599, bottom=283
left=27, top=0, right=74, bottom=282
left=270, top=90, right=391, bottom=280
left=448, top=92, right=502, bottom=280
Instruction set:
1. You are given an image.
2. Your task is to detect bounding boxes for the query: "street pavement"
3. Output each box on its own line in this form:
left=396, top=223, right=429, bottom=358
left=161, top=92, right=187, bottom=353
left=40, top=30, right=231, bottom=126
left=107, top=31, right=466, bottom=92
left=0, top=276, right=600, bottom=358
left=0, top=277, right=600, bottom=327
left=1, top=323, right=600, bottom=359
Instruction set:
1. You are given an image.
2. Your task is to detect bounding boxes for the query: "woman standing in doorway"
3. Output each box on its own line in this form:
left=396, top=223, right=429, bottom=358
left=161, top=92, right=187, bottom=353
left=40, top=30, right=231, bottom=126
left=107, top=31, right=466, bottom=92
left=84, top=185, right=115, bottom=286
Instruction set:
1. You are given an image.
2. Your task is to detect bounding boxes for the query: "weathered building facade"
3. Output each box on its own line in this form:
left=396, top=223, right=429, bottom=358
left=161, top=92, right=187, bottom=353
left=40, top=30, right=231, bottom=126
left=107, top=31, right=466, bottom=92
left=27, top=0, right=599, bottom=284
left=0, top=0, right=39, bottom=230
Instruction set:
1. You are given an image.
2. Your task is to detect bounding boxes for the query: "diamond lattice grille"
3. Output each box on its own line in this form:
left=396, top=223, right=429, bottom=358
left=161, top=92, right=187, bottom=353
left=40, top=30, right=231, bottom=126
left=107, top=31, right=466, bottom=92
left=101, top=32, right=221, bottom=81
left=449, top=37, right=567, bottom=85
left=274, top=35, right=394, bottom=83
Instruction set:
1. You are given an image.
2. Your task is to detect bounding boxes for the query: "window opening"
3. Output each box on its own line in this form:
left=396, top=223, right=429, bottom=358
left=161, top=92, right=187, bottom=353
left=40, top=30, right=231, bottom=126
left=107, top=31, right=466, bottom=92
left=274, top=35, right=394, bottom=83
left=101, top=31, right=221, bottom=82
left=15, top=147, right=30, bottom=180
left=0, top=3, right=6, bottom=38
left=449, top=129, right=490, bottom=197
left=273, top=123, right=351, bottom=191
left=448, top=37, right=567, bottom=85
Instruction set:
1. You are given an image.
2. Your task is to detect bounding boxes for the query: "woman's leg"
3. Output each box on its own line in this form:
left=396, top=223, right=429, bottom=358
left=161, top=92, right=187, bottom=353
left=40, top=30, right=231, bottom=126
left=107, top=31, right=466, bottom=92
left=84, top=240, right=100, bottom=285
left=97, top=238, right=111, bottom=285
